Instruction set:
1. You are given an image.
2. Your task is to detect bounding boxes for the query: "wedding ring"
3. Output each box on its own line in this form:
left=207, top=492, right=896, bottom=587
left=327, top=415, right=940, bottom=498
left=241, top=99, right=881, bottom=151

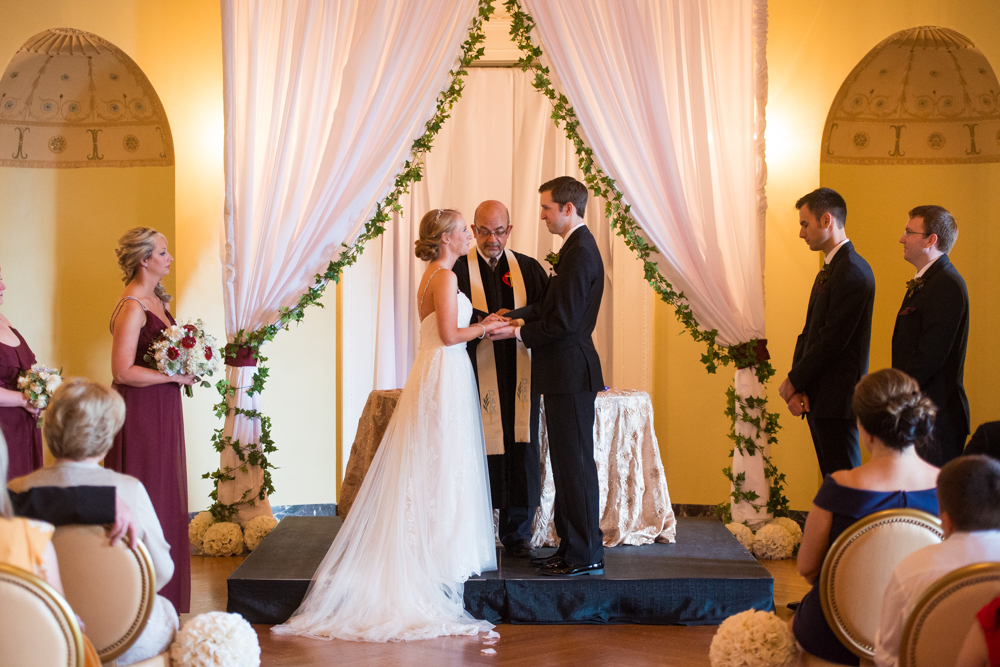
left=799, top=401, right=804, bottom=407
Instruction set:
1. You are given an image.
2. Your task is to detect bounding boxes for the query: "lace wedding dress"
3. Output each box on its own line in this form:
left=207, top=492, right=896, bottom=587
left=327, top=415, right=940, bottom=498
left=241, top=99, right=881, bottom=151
left=273, top=288, right=496, bottom=642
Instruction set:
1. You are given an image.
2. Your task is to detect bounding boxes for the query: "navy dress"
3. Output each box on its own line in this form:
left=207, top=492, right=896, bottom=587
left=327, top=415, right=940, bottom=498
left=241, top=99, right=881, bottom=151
left=792, top=476, right=939, bottom=665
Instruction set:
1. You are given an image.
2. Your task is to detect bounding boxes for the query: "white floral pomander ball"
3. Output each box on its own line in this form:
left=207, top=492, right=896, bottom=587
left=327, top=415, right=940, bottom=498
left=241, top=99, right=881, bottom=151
left=189, top=512, right=215, bottom=550
left=201, top=521, right=244, bottom=557
left=768, top=517, right=803, bottom=546
left=243, top=515, right=278, bottom=551
left=725, top=522, right=755, bottom=551
left=170, top=612, right=260, bottom=667
left=752, top=523, right=796, bottom=559
left=709, top=609, right=798, bottom=667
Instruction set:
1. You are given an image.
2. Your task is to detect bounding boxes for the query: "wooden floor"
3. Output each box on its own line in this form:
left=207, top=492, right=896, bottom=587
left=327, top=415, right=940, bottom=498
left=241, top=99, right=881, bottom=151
left=184, top=554, right=811, bottom=667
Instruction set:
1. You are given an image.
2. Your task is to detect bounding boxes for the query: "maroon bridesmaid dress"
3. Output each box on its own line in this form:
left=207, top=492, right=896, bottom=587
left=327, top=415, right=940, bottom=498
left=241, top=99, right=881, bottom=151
left=0, top=328, right=43, bottom=481
left=104, top=297, right=190, bottom=613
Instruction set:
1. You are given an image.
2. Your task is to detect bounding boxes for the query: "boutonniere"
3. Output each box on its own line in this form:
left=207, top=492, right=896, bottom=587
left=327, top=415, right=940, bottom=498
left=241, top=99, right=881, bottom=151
left=905, top=277, right=925, bottom=298
left=817, top=264, right=831, bottom=285
left=545, top=251, right=560, bottom=273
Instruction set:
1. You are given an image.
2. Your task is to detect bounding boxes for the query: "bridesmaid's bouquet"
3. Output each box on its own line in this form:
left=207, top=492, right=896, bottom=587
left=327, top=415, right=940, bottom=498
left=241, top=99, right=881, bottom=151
left=17, top=364, right=62, bottom=426
left=144, top=319, right=221, bottom=397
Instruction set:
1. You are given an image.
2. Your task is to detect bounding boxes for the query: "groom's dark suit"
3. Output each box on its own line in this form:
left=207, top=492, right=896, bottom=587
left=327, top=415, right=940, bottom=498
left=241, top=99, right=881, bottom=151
left=891, top=255, right=969, bottom=465
left=514, top=225, right=604, bottom=566
left=788, top=241, right=875, bottom=477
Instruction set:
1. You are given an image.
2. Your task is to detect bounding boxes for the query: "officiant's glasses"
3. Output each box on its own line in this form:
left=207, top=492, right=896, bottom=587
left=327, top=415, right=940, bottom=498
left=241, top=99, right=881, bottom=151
left=475, top=226, right=511, bottom=239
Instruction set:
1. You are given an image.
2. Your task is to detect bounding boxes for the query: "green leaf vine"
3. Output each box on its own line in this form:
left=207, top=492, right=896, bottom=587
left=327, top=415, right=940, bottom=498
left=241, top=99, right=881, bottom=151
left=502, top=0, right=789, bottom=521
left=203, top=0, right=497, bottom=521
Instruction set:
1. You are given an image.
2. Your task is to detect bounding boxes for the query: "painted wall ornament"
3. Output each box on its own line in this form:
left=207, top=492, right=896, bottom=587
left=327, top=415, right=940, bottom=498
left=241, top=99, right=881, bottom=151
left=822, top=26, right=1000, bottom=165
left=0, top=27, right=174, bottom=168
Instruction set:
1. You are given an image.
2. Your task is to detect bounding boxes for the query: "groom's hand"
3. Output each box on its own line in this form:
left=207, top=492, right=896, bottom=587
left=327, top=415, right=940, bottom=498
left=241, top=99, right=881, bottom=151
left=494, top=308, right=511, bottom=317
left=487, top=325, right=516, bottom=340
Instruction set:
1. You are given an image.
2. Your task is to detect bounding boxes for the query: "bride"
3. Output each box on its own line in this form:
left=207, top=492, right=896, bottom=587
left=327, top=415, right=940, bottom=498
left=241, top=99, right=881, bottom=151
left=273, top=208, right=505, bottom=642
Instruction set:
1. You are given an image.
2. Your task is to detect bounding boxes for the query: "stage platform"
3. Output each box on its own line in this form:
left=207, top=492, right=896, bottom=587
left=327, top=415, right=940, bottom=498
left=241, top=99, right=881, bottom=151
left=227, top=516, right=773, bottom=626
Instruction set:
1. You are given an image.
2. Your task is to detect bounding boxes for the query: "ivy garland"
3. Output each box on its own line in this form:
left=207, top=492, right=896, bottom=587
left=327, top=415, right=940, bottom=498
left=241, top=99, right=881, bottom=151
left=203, top=0, right=497, bottom=522
left=204, top=0, right=791, bottom=525
left=501, top=0, right=789, bottom=522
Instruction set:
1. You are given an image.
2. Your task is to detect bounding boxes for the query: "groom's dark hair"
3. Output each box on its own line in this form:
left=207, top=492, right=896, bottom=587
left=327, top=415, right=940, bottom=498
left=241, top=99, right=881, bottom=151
left=540, top=176, right=588, bottom=218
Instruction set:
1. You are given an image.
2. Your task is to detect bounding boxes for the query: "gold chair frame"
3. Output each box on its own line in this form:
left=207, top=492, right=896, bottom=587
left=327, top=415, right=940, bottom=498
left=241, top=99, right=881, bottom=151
left=0, top=562, right=85, bottom=667
left=819, top=508, right=943, bottom=659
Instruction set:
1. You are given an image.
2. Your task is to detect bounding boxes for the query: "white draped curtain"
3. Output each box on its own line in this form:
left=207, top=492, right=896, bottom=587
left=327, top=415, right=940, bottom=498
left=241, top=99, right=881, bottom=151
left=220, top=0, right=479, bottom=522
left=521, top=0, right=769, bottom=523
left=370, top=68, right=620, bottom=390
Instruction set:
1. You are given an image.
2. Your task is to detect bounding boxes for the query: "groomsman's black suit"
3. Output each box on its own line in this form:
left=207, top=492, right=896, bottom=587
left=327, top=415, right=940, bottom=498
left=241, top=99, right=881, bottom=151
left=788, top=241, right=875, bottom=477
left=891, top=255, right=969, bottom=465
left=454, top=250, right=549, bottom=549
left=510, top=225, right=604, bottom=567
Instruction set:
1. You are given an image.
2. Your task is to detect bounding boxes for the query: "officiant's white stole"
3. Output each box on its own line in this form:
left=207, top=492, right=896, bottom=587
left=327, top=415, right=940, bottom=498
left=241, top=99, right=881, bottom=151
left=468, top=247, right=531, bottom=455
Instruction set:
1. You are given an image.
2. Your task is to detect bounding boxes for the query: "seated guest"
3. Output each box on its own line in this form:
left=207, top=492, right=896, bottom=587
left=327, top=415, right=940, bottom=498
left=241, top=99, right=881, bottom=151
left=793, top=369, right=940, bottom=665
left=0, top=435, right=101, bottom=667
left=11, top=485, right=137, bottom=545
left=965, top=421, right=1000, bottom=461
left=874, top=455, right=1000, bottom=667
left=956, top=594, right=1000, bottom=667
left=8, top=378, right=177, bottom=666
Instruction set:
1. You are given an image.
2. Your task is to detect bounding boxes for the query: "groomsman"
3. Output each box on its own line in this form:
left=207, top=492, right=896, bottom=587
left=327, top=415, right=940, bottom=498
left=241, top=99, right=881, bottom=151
left=779, top=188, right=875, bottom=477
left=453, top=200, right=549, bottom=558
left=892, top=205, right=969, bottom=465
left=492, top=176, right=605, bottom=576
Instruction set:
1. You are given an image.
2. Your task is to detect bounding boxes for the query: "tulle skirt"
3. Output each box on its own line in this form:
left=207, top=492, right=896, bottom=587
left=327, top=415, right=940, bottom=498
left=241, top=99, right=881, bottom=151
left=273, top=342, right=496, bottom=642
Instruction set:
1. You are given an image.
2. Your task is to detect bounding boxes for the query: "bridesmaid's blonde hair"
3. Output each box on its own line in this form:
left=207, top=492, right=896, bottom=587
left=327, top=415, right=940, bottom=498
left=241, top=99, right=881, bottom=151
left=44, top=378, right=126, bottom=460
left=414, top=209, right=462, bottom=261
left=116, top=227, right=172, bottom=303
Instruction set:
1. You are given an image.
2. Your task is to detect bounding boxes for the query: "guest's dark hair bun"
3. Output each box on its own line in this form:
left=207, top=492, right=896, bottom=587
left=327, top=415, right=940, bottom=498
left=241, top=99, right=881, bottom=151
left=852, top=369, right=937, bottom=451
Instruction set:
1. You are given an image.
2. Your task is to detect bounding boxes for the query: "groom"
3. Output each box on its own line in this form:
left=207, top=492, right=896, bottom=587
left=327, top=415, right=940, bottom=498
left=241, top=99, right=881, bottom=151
left=491, top=176, right=605, bottom=576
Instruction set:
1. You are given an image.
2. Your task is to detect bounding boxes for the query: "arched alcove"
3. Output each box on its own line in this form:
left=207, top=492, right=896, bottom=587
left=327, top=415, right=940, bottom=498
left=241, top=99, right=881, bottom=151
left=0, top=28, right=176, bottom=391
left=820, top=26, right=1000, bottom=434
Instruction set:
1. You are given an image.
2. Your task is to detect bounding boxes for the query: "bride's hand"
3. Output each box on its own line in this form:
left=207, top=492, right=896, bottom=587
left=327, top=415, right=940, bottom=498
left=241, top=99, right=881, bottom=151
left=481, top=313, right=509, bottom=325
left=480, top=319, right=509, bottom=333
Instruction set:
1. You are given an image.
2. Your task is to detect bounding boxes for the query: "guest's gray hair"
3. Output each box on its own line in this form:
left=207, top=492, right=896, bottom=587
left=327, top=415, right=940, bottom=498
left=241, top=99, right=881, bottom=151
left=44, top=378, right=126, bottom=461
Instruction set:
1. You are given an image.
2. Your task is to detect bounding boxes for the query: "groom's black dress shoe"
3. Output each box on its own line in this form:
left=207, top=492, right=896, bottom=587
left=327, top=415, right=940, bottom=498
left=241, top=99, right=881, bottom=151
left=535, top=558, right=567, bottom=571
left=506, top=540, right=533, bottom=559
left=539, top=561, right=605, bottom=577
left=530, top=554, right=563, bottom=566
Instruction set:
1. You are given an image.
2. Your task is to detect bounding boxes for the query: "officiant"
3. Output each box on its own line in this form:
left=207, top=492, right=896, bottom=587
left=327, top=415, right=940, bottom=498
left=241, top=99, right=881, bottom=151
left=454, top=200, right=549, bottom=558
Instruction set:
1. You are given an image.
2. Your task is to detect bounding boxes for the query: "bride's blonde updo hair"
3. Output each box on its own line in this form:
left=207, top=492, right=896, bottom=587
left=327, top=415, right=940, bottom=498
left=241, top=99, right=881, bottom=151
left=115, top=227, right=172, bottom=303
left=414, top=208, right=463, bottom=262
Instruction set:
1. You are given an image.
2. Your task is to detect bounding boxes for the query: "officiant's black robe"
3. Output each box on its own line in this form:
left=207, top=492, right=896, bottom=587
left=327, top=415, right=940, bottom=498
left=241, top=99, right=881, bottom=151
left=454, top=250, right=549, bottom=509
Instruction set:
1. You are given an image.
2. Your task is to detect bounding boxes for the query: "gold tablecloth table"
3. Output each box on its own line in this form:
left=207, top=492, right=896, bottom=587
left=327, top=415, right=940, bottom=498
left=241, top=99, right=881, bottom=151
left=338, top=389, right=403, bottom=518
left=532, top=389, right=676, bottom=548
left=339, top=388, right=676, bottom=548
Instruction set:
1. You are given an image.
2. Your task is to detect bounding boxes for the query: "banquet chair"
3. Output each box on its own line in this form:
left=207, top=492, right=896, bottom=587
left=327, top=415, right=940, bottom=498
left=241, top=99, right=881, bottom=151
left=51, top=525, right=160, bottom=665
left=798, top=508, right=944, bottom=666
left=898, top=562, right=1000, bottom=667
left=0, top=562, right=86, bottom=667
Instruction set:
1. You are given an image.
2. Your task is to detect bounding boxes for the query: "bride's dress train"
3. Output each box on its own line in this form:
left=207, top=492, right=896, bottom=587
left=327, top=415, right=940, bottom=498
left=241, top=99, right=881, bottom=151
left=273, top=291, right=496, bottom=642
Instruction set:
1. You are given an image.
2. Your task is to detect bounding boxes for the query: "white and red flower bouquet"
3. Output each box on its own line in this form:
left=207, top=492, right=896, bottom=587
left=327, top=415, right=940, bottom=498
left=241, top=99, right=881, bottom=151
left=17, top=364, right=63, bottom=425
left=144, top=319, right=221, bottom=397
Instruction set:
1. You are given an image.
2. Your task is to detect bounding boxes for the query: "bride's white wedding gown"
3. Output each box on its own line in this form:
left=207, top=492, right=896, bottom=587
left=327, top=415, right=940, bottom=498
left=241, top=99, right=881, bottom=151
left=272, top=290, right=496, bottom=642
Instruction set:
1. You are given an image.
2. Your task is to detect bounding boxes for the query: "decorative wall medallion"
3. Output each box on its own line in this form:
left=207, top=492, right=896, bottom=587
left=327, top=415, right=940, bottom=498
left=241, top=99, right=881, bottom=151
left=822, top=26, right=1000, bottom=165
left=0, top=28, right=174, bottom=168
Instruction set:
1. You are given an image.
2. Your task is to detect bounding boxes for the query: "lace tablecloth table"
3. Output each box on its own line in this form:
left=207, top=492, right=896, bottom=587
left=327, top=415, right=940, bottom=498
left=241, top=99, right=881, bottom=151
left=339, top=388, right=676, bottom=547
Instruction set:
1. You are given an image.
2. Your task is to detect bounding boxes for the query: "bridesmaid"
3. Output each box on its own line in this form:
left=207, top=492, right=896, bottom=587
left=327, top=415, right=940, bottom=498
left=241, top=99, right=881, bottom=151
left=105, top=228, right=196, bottom=613
left=0, top=268, right=43, bottom=481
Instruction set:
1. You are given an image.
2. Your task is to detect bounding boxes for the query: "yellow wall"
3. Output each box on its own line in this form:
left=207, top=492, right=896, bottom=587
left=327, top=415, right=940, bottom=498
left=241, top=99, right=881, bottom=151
left=655, top=0, right=1000, bottom=510
left=0, top=1, right=338, bottom=509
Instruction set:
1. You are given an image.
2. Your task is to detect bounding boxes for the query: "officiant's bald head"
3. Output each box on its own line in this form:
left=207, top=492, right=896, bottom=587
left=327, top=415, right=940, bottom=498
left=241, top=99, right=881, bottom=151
left=473, top=200, right=512, bottom=259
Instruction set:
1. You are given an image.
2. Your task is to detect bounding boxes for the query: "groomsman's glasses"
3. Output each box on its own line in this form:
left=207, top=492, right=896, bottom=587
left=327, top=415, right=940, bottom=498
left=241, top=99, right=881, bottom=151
left=475, top=226, right=511, bottom=238
left=903, top=227, right=930, bottom=237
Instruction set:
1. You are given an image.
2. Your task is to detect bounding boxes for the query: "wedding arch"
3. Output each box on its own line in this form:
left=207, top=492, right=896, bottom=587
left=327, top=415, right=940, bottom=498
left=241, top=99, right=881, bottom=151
left=208, top=0, right=786, bottom=529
